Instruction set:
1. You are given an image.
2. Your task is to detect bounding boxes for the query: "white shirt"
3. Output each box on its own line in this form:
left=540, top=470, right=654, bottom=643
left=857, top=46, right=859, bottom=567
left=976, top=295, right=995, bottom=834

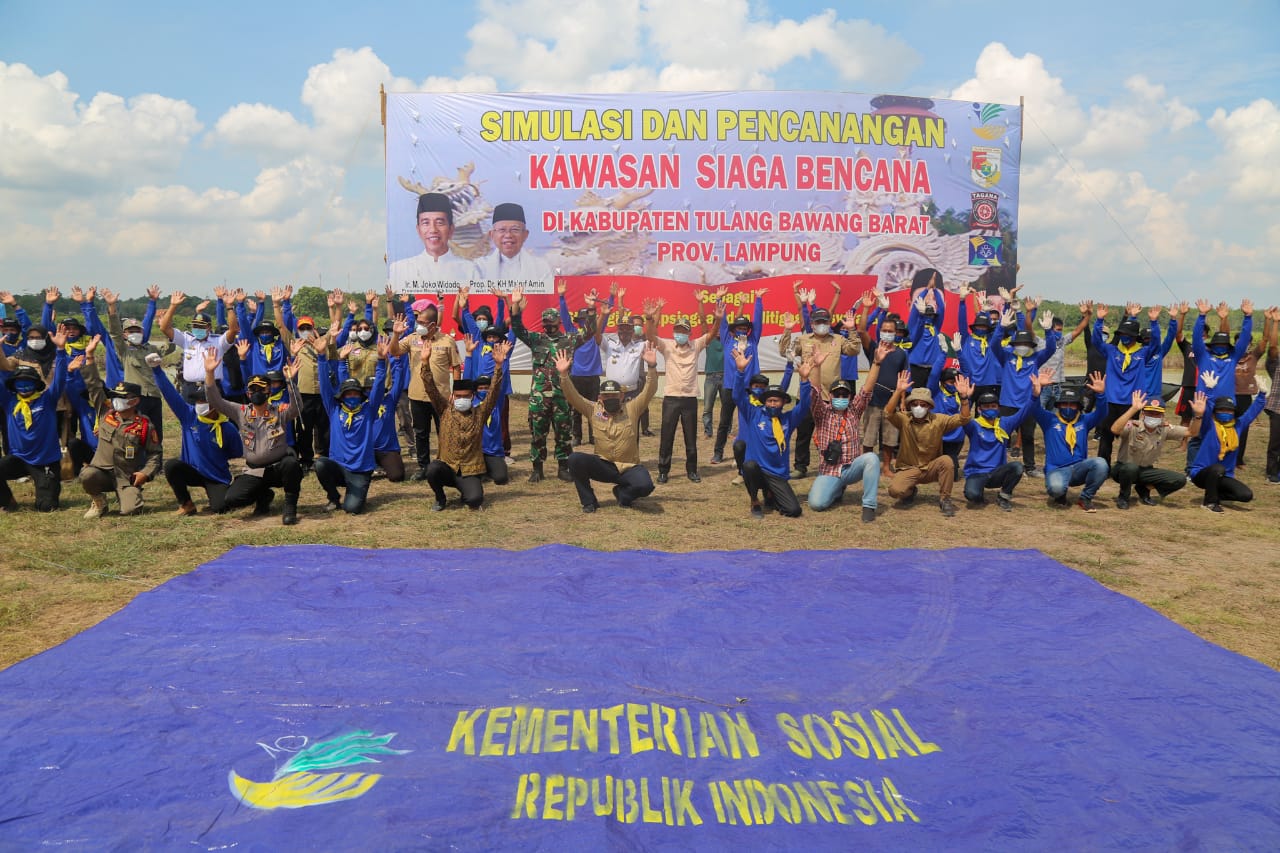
left=173, top=328, right=231, bottom=383
left=602, top=336, right=645, bottom=390
left=388, top=250, right=479, bottom=295
left=475, top=249, right=554, bottom=294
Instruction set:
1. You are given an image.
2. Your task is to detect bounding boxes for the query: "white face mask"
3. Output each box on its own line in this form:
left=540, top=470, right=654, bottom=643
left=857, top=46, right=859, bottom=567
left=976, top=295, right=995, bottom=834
left=415, top=324, right=430, bottom=336
left=1013, top=345, right=1034, bottom=357
left=453, top=397, right=473, bottom=413
left=194, top=402, right=211, bottom=417
left=298, top=329, right=313, bottom=340
left=1142, top=416, right=1163, bottom=430
left=126, top=332, right=144, bottom=346
left=356, top=329, right=373, bottom=343
left=111, top=397, right=133, bottom=412
left=812, top=323, right=830, bottom=336
left=879, top=331, right=896, bottom=344
left=910, top=404, right=929, bottom=419
left=474, top=319, right=490, bottom=332
left=27, top=338, right=47, bottom=351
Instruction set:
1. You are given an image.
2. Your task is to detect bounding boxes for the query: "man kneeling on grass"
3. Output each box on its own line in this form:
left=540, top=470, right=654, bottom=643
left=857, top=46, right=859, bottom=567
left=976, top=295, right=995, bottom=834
left=555, top=343, right=658, bottom=513
left=731, top=344, right=814, bottom=519
left=423, top=339, right=510, bottom=511
left=884, top=370, right=973, bottom=518
left=806, top=342, right=889, bottom=522
left=1109, top=390, right=1196, bottom=509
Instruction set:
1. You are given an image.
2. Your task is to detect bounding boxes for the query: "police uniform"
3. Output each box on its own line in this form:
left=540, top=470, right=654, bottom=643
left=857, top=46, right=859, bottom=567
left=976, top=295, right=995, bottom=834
left=79, top=381, right=163, bottom=516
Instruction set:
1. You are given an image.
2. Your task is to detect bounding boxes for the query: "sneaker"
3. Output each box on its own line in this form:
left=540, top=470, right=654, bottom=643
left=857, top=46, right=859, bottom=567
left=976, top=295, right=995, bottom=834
left=83, top=495, right=108, bottom=519
left=939, top=498, right=956, bottom=517
left=582, top=502, right=597, bottom=514
left=1077, top=497, right=1096, bottom=513
left=861, top=506, right=876, bottom=523
left=996, top=492, right=1013, bottom=512
left=1267, top=474, right=1280, bottom=485
left=688, top=472, right=701, bottom=483
left=1010, top=447, right=1022, bottom=460
left=793, top=466, right=807, bottom=479
left=410, top=468, right=429, bottom=482
left=430, top=500, right=445, bottom=512
left=894, top=487, right=917, bottom=509
left=322, top=500, right=340, bottom=512
left=1115, top=496, right=1129, bottom=510
left=710, top=454, right=724, bottom=464
left=175, top=501, right=197, bottom=516
left=1053, top=494, right=1068, bottom=507
left=1139, top=495, right=1158, bottom=506
left=730, top=474, right=743, bottom=486
left=703, top=430, right=712, bottom=439
left=656, top=472, right=669, bottom=484
left=1202, top=502, right=1224, bottom=513
left=750, top=501, right=764, bottom=519
left=1024, top=467, right=1042, bottom=479
left=967, top=498, right=986, bottom=510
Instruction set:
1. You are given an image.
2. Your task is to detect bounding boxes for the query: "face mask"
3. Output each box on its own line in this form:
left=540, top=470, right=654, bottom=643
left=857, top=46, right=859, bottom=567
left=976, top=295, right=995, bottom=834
left=194, top=403, right=211, bottom=417
left=2, top=332, right=17, bottom=343
left=65, top=331, right=81, bottom=342
left=355, top=330, right=373, bottom=343
left=543, top=323, right=560, bottom=334
left=750, top=387, right=766, bottom=398
left=1210, top=346, right=1230, bottom=357
left=341, top=396, right=363, bottom=410
left=1119, top=335, right=1134, bottom=346
left=453, top=397, right=473, bottom=413
left=1014, top=345, right=1034, bottom=357
left=110, top=398, right=132, bottom=412
left=674, top=332, right=690, bottom=346
left=879, top=331, right=896, bottom=344
left=980, top=407, right=1000, bottom=420
left=765, top=405, right=783, bottom=418
left=972, top=328, right=989, bottom=338
left=415, top=324, right=430, bottom=336
left=1058, top=406, right=1079, bottom=420
left=1142, top=416, right=1163, bottom=430
left=631, top=325, right=643, bottom=336
left=298, top=329, right=314, bottom=340
left=910, top=404, right=929, bottom=419
left=475, top=318, right=490, bottom=332
left=831, top=396, right=851, bottom=411
left=258, top=334, right=277, bottom=345
left=28, top=338, right=48, bottom=351
left=191, top=327, right=209, bottom=341
left=812, top=323, right=830, bottom=336
left=475, top=390, right=488, bottom=402
left=1214, top=411, right=1234, bottom=424
left=735, top=332, right=749, bottom=343
left=14, top=381, right=38, bottom=395
left=602, top=397, right=623, bottom=414
left=943, top=383, right=956, bottom=395
left=248, top=390, right=269, bottom=406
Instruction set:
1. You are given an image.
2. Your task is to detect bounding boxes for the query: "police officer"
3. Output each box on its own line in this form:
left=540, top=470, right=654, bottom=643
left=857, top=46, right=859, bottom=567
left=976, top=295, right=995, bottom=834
left=80, top=380, right=164, bottom=518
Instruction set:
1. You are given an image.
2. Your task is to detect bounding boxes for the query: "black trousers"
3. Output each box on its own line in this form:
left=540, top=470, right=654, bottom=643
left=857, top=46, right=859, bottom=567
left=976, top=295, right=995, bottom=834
left=0, top=455, right=60, bottom=511
left=998, top=403, right=1039, bottom=469
left=484, top=453, right=509, bottom=485
left=163, top=458, right=229, bottom=511
left=224, top=452, right=303, bottom=509
left=1111, top=463, right=1187, bottom=499
left=425, top=460, right=484, bottom=508
left=298, top=392, right=328, bottom=466
left=909, top=363, right=933, bottom=391
left=714, top=386, right=738, bottom=456
left=139, top=394, right=164, bottom=443
left=375, top=450, right=405, bottom=483
left=1191, top=463, right=1253, bottom=505
left=1234, top=394, right=1254, bottom=463
left=733, top=438, right=746, bottom=474
left=963, top=462, right=1024, bottom=502
left=1095, top=401, right=1132, bottom=464
left=658, top=396, right=698, bottom=475
left=793, top=410, right=814, bottom=470
left=741, top=460, right=802, bottom=517
left=410, top=399, right=439, bottom=468
left=1267, top=411, right=1280, bottom=478
left=566, top=452, right=654, bottom=508
left=570, top=374, right=600, bottom=443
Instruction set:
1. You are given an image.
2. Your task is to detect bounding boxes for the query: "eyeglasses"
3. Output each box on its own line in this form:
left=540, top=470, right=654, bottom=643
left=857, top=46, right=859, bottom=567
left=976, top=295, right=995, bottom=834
left=492, top=227, right=524, bottom=236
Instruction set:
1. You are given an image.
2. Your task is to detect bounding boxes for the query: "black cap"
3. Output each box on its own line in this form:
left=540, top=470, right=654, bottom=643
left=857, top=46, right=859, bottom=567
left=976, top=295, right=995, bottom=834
left=475, top=374, right=493, bottom=387
left=5, top=365, right=46, bottom=393
left=453, top=378, right=476, bottom=393
left=492, top=202, right=526, bottom=224
left=105, top=381, right=143, bottom=399
left=829, top=379, right=853, bottom=395
left=600, top=379, right=623, bottom=394
left=473, top=304, right=493, bottom=320
left=416, top=192, right=453, bottom=224
left=61, top=315, right=85, bottom=329
left=940, top=367, right=958, bottom=383
left=731, top=315, right=753, bottom=329
left=0, top=316, right=19, bottom=328
left=1057, top=386, right=1083, bottom=406
left=482, top=323, right=506, bottom=340
left=749, top=373, right=769, bottom=387
left=265, top=370, right=285, bottom=384
left=1116, top=318, right=1140, bottom=337
left=184, top=384, right=208, bottom=403
left=381, top=319, right=396, bottom=333
left=338, top=378, right=365, bottom=396
left=762, top=385, right=791, bottom=404
left=970, top=313, right=992, bottom=331
left=810, top=308, right=831, bottom=323
left=1209, top=332, right=1231, bottom=348
left=1213, top=395, right=1236, bottom=412
left=976, top=390, right=1000, bottom=406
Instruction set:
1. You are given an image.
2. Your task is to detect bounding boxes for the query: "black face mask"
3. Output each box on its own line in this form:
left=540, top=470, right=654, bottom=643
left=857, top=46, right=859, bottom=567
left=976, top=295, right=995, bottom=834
left=602, top=398, right=623, bottom=414
left=248, top=390, right=269, bottom=406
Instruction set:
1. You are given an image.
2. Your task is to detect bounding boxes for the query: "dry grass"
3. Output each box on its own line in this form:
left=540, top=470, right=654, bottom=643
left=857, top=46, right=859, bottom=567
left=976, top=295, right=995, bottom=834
left=2, top=393, right=1278, bottom=671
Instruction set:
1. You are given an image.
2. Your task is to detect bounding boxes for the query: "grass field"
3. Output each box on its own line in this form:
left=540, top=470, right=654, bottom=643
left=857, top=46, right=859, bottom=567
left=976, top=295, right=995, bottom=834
left=2, top=384, right=1278, bottom=673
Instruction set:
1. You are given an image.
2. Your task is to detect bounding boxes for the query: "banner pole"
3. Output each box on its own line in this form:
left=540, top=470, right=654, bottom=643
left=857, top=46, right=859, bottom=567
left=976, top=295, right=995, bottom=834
left=381, top=84, right=388, bottom=267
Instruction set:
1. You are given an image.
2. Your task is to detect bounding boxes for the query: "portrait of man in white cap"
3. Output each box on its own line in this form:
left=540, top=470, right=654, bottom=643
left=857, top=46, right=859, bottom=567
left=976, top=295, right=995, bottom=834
left=475, top=202, right=553, bottom=293
left=387, top=192, right=479, bottom=293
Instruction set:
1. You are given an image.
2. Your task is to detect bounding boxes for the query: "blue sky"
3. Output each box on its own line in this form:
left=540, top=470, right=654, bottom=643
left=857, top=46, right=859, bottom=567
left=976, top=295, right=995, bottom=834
left=1, top=0, right=1277, bottom=303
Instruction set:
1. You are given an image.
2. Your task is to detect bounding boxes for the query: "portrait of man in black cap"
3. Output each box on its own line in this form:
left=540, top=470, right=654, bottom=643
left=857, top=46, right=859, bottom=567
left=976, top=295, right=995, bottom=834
left=387, top=191, right=479, bottom=293
left=475, top=202, right=553, bottom=293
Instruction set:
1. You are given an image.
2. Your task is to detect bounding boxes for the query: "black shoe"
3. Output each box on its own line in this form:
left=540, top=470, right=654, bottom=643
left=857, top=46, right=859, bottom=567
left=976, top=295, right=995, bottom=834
left=322, top=500, right=340, bottom=512
left=656, top=472, right=669, bottom=484
left=1077, top=497, right=1097, bottom=513
left=582, top=502, right=597, bottom=513
left=282, top=495, right=299, bottom=526
left=750, top=502, right=764, bottom=519
left=861, top=506, right=876, bottom=523
left=710, top=453, right=724, bottom=464
left=253, top=489, right=274, bottom=516
left=528, top=461, right=544, bottom=484
left=996, top=492, right=1013, bottom=512
left=612, top=485, right=632, bottom=508
left=1053, top=494, right=1068, bottom=507
left=687, top=472, right=701, bottom=483
left=939, top=498, right=956, bottom=517
left=556, top=461, right=572, bottom=482
left=1202, top=502, right=1224, bottom=513
left=793, top=466, right=807, bottom=479
left=1139, top=495, right=1158, bottom=506
left=1024, top=467, right=1042, bottom=479
left=430, top=500, right=445, bottom=512
left=1115, top=496, right=1130, bottom=510
left=895, top=488, right=916, bottom=509
left=411, top=467, right=429, bottom=482
left=641, top=430, right=655, bottom=437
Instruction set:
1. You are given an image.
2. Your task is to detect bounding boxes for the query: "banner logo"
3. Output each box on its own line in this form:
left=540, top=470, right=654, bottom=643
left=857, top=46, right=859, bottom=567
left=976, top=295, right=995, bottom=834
left=228, top=730, right=410, bottom=810
left=971, top=147, right=1002, bottom=188
left=971, top=103, right=1007, bottom=140
left=968, top=236, right=1003, bottom=266
left=970, top=192, right=1000, bottom=229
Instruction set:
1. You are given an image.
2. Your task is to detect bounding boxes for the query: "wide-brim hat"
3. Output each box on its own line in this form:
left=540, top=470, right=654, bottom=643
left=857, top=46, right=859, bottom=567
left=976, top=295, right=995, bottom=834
left=337, top=378, right=365, bottom=396
left=762, top=385, right=791, bottom=404
left=5, top=365, right=45, bottom=393
left=1209, top=332, right=1231, bottom=348
left=252, top=321, right=280, bottom=337
left=264, top=370, right=285, bottom=384
left=1010, top=330, right=1036, bottom=347
left=105, top=381, right=143, bottom=399
left=1113, top=318, right=1141, bottom=340
left=970, top=314, right=992, bottom=331
left=749, top=373, right=769, bottom=387
left=475, top=374, right=493, bottom=387
left=1057, top=386, right=1084, bottom=406
left=905, top=388, right=934, bottom=407
left=482, top=323, right=506, bottom=340
left=976, top=390, right=1000, bottom=406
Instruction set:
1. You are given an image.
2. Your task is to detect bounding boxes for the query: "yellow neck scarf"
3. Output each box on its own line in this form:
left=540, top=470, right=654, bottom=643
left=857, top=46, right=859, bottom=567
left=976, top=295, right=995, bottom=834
left=341, top=401, right=363, bottom=428
left=1215, top=419, right=1239, bottom=460
left=1118, top=340, right=1143, bottom=371
left=977, top=336, right=987, bottom=355
left=261, top=341, right=276, bottom=364
left=1056, top=412, right=1079, bottom=453
left=977, top=414, right=1008, bottom=442
left=770, top=414, right=786, bottom=452
left=269, top=389, right=284, bottom=404
left=12, top=392, right=40, bottom=429
left=64, top=337, right=88, bottom=356
left=197, top=411, right=228, bottom=447
left=1014, top=353, right=1024, bottom=371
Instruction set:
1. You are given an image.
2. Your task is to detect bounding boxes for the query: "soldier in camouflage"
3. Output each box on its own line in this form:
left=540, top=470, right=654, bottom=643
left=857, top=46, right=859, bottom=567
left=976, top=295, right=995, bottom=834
left=509, top=286, right=589, bottom=483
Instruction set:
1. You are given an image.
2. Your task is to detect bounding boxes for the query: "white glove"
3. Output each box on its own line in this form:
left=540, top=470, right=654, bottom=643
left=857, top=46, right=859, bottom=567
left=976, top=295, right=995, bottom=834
left=998, top=287, right=1012, bottom=301
left=1039, top=310, right=1054, bottom=330
left=144, top=352, right=163, bottom=368
left=1000, top=309, right=1016, bottom=327
left=877, top=294, right=890, bottom=310
left=1200, top=370, right=1219, bottom=390
left=913, top=297, right=927, bottom=312
left=950, top=332, right=962, bottom=351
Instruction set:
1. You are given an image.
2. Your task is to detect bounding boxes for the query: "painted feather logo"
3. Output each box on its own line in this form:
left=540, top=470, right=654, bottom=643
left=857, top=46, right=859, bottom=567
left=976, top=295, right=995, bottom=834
left=228, top=730, right=410, bottom=810
left=971, top=102, right=1007, bottom=140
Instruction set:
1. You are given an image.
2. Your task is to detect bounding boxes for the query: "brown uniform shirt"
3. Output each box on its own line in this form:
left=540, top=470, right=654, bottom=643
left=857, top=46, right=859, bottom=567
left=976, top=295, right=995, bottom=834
left=562, top=365, right=657, bottom=467
left=780, top=330, right=861, bottom=398
left=206, top=377, right=300, bottom=471
left=1115, top=422, right=1190, bottom=467
left=887, top=408, right=970, bottom=468
left=407, top=332, right=462, bottom=403
left=89, top=411, right=163, bottom=481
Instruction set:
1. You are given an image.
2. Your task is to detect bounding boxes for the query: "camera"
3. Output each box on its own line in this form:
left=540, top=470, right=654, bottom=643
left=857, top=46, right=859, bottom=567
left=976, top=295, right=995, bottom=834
left=822, top=441, right=842, bottom=465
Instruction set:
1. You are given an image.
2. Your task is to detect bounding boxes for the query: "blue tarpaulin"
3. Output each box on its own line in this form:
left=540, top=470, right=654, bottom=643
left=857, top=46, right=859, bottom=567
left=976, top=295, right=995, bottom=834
left=1, top=545, right=1277, bottom=850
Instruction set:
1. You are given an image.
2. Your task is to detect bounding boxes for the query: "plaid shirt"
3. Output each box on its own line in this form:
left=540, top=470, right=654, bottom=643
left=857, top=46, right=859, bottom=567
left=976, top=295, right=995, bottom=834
left=1265, top=355, right=1280, bottom=414
left=811, top=389, right=871, bottom=476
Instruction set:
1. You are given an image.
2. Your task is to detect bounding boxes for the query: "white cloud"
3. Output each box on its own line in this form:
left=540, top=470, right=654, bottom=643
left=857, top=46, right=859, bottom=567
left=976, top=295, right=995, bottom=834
left=0, top=61, right=201, bottom=191
left=1206, top=98, right=1280, bottom=202
left=1075, top=75, right=1201, bottom=157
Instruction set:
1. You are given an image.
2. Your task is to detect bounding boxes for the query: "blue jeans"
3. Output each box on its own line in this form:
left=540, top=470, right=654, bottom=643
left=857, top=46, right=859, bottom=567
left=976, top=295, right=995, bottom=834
left=1044, top=457, right=1109, bottom=500
left=964, top=461, right=1024, bottom=502
left=702, top=372, right=723, bottom=434
left=807, top=451, right=881, bottom=510
left=1039, top=383, right=1061, bottom=410
left=313, top=457, right=372, bottom=514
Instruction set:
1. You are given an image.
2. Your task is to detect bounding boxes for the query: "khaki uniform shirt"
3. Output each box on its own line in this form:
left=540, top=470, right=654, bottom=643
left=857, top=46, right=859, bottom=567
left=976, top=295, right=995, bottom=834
left=887, top=408, right=970, bottom=468
left=653, top=336, right=709, bottom=398
left=407, top=333, right=462, bottom=402
left=108, top=312, right=174, bottom=397
left=89, top=411, right=163, bottom=481
left=207, top=377, right=300, bottom=471
left=562, top=365, right=657, bottom=467
left=1116, top=422, right=1189, bottom=467
left=780, top=330, right=860, bottom=398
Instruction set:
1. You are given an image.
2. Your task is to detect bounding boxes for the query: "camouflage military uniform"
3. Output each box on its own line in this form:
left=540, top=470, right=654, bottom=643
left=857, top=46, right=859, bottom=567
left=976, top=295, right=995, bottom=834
left=512, top=308, right=585, bottom=464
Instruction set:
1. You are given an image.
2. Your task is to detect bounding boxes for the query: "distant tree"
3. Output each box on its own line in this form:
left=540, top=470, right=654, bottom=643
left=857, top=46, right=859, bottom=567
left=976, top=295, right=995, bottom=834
left=291, top=286, right=329, bottom=321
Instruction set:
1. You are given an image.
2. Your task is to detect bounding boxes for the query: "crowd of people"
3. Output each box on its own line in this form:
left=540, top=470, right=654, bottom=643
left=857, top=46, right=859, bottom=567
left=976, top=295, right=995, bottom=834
left=1, top=264, right=1277, bottom=523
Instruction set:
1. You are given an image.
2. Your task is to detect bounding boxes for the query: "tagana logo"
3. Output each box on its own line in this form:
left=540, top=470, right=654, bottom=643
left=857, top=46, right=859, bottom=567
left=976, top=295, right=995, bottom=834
left=228, top=730, right=411, bottom=810
left=971, top=103, right=1007, bottom=140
